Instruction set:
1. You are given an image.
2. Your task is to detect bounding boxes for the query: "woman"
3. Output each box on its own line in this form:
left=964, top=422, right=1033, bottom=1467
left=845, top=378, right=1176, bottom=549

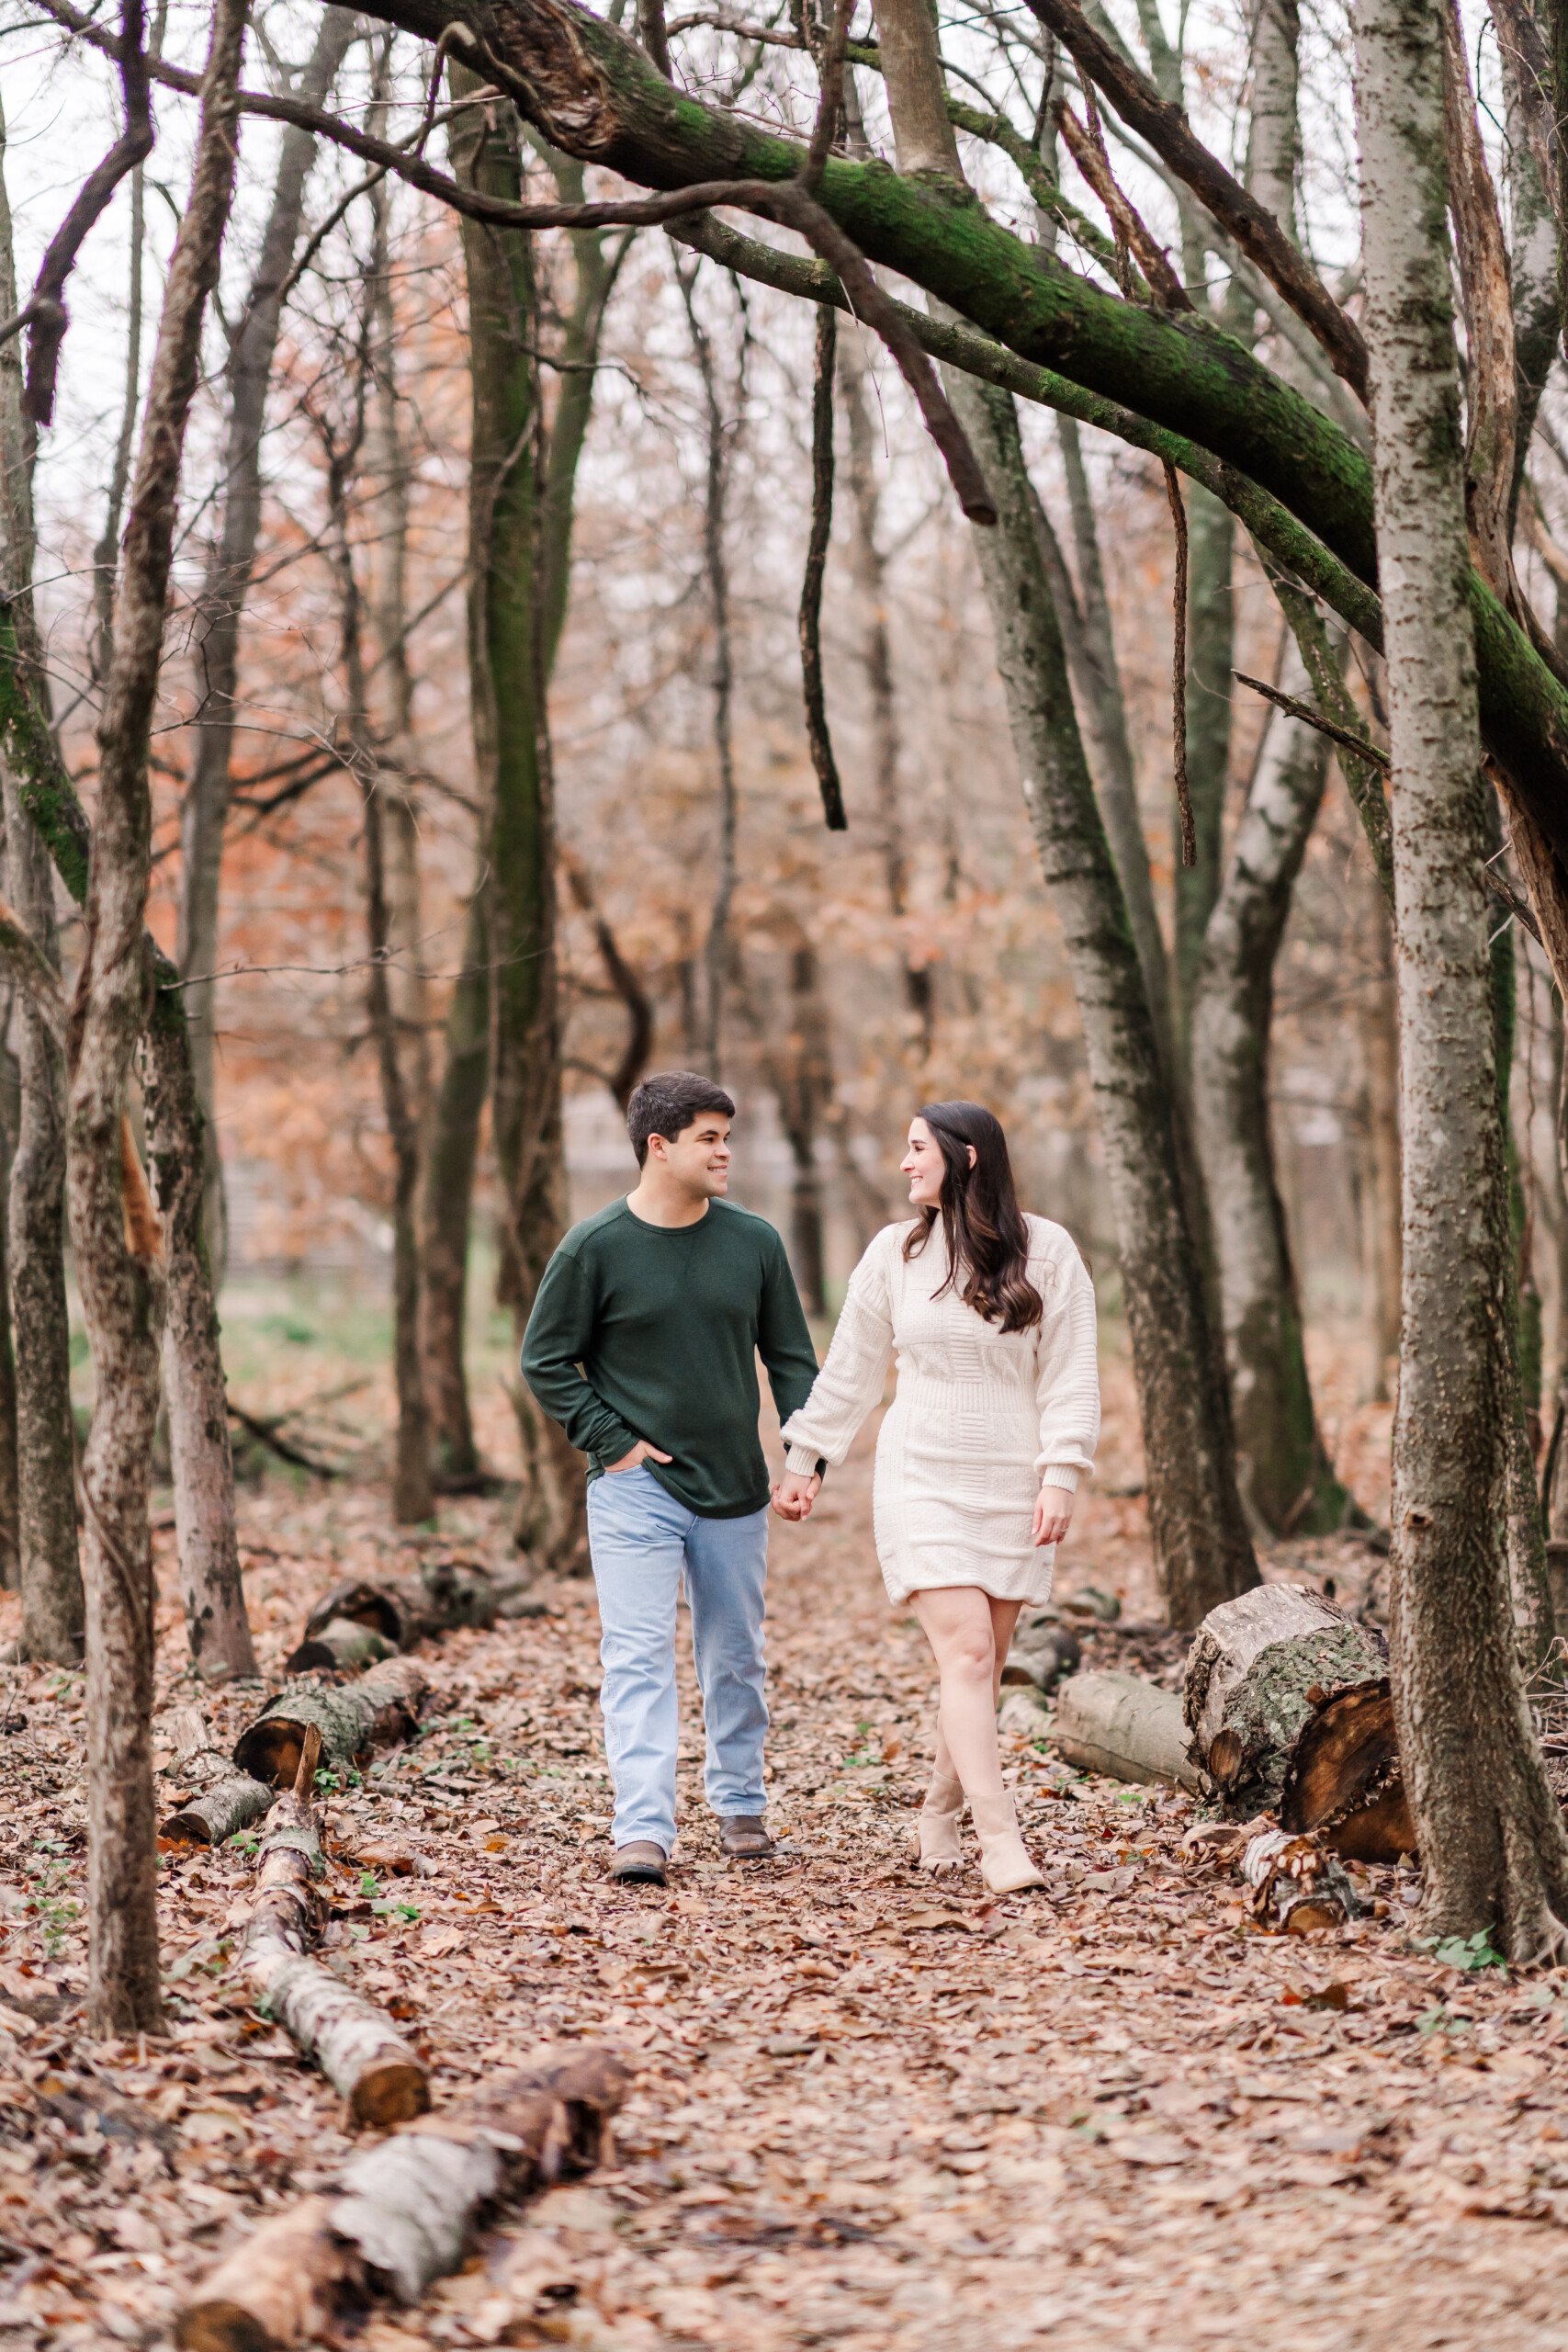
left=773, top=1102, right=1099, bottom=1893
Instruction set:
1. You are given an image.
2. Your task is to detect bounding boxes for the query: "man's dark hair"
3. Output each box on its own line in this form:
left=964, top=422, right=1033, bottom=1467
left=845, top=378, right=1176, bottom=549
left=627, top=1071, right=735, bottom=1167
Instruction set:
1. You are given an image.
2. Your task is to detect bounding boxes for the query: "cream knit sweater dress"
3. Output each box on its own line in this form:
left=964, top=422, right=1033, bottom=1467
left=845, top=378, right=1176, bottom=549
left=780, top=1216, right=1100, bottom=1607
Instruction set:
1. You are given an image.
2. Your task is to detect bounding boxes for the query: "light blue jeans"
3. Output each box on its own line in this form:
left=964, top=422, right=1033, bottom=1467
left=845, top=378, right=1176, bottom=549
left=585, top=1463, right=770, bottom=1854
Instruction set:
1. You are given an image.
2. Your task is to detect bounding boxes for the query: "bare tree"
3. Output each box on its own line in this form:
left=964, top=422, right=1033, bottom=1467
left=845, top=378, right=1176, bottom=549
left=0, top=89, right=81, bottom=1658
left=69, top=0, right=248, bottom=2033
left=1356, top=0, right=1568, bottom=1956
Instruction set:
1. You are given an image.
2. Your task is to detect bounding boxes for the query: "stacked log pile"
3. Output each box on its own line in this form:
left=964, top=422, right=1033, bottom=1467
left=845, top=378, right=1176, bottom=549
left=175, top=2047, right=630, bottom=2351
left=1043, top=1588, right=1415, bottom=1863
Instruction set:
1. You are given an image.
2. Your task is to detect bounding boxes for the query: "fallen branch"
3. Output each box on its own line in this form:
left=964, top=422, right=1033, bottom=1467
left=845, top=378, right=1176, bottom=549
left=227, top=1396, right=343, bottom=1478
left=238, top=1726, right=429, bottom=2128
left=233, top=1657, right=428, bottom=1787
left=175, top=2045, right=630, bottom=2351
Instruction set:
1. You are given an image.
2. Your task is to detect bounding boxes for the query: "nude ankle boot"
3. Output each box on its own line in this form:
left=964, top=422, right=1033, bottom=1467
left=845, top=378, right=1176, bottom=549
left=969, top=1792, right=1044, bottom=1894
left=915, top=1771, right=964, bottom=1871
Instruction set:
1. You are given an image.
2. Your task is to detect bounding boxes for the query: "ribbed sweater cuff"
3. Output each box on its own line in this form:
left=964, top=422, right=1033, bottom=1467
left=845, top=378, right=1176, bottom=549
left=1040, top=1464, right=1080, bottom=1493
left=785, top=1442, right=824, bottom=1477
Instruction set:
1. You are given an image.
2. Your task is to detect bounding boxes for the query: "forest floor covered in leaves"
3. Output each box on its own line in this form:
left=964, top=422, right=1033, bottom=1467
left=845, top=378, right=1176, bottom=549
left=2, top=1329, right=1567, bottom=2348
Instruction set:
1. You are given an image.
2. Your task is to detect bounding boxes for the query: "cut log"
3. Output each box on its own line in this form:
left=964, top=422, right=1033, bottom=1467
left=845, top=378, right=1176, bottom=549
left=241, top=1725, right=430, bottom=2127
left=1182, top=1585, right=1389, bottom=1814
left=284, top=1617, right=400, bottom=1677
left=175, top=2046, right=630, bottom=2352
left=299, top=1557, right=496, bottom=1657
left=232, top=1657, right=427, bottom=1787
left=1000, top=1611, right=1081, bottom=1693
left=1279, top=1677, right=1415, bottom=1862
left=163, top=1773, right=273, bottom=1848
left=158, top=1702, right=275, bottom=1847
left=1052, top=1672, right=1201, bottom=1792
left=1240, top=1826, right=1359, bottom=1934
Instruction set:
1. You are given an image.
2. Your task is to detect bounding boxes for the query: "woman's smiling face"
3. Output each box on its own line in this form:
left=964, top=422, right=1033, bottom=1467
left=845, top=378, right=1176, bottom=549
left=901, top=1118, right=946, bottom=1206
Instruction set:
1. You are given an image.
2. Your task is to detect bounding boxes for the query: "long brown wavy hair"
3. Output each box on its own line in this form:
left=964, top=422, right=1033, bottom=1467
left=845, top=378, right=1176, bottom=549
left=903, top=1101, right=1043, bottom=1333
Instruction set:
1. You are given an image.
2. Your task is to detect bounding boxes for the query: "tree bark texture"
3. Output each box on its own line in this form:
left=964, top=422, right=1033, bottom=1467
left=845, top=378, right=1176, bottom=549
left=420, top=891, right=488, bottom=1482
left=232, top=1657, right=428, bottom=1786
left=1358, top=876, right=1402, bottom=1401
left=1182, top=1583, right=1390, bottom=1814
left=1172, top=486, right=1235, bottom=1065
left=0, top=92, right=83, bottom=1657
left=1356, top=0, right=1568, bottom=1956
left=70, top=0, right=248, bottom=2037
left=1190, top=645, right=1350, bottom=1536
left=944, top=370, right=1257, bottom=1627
left=176, top=5, right=359, bottom=1281
left=773, top=933, right=832, bottom=1316
left=1055, top=415, right=1170, bottom=1073
left=141, top=965, right=256, bottom=1678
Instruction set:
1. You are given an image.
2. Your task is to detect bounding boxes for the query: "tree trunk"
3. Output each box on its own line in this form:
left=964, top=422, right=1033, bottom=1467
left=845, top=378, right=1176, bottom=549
left=176, top=6, right=359, bottom=1282
left=449, top=75, right=581, bottom=1566
left=1055, top=415, right=1171, bottom=1070
left=1358, top=876, right=1402, bottom=1401
left=1356, top=0, right=1568, bottom=1956
left=1190, top=643, right=1351, bottom=1535
left=420, top=891, right=488, bottom=1483
left=419, top=131, right=620, bottom=1487
left=69, top=0, right=248, bottom=2038
left=0, top=89, right=83, bottom=1659
left=141, top=961, right=257, bottom=1676
left=773, top=935, right=832, bottom=1317
left=679, top=263, right=739, bottom=1075
left=838, top=326, right=931, bottom=1046
left=1172, top=485, right=1235, bottom=1065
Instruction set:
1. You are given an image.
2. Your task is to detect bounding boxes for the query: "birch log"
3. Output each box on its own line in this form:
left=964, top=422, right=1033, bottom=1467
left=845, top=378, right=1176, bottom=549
left=293, top=1559, right=497, bottom=1661
left=1053, top=1672, right=1201, bottom=1791
left=242, top=1727, right=429, bottom=2127
left=158, top=1703, right=273, bottom=1845
left=233, top=1657, right=427, bottom=1786
left=175, top=2046, right=630, bottom=2352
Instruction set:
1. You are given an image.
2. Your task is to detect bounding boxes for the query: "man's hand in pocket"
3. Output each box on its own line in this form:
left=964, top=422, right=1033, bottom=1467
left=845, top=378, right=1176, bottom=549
left=605, top=1439, right=673, bottom=1473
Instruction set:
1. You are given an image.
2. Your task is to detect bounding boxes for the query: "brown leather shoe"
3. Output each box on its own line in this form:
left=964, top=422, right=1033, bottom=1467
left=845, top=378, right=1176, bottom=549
left=609, top=1841, right=668, bottom=1884
left=719, top=1815, right=774, bottom=1860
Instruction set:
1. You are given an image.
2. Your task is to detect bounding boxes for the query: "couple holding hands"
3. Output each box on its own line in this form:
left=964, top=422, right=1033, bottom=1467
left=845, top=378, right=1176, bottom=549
left=521, top=1070, right=1100, bottom=1895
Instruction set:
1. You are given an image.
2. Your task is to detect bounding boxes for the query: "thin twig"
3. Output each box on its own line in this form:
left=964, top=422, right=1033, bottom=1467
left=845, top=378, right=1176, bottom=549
left=1163, top=460, right=1194, bottom=867
left=1232, top=671, right=1391, bottom=767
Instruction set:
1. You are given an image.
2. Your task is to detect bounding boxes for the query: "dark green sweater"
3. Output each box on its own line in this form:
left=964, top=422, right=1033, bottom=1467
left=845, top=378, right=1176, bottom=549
left=520, top=1197, right=821, bottom=1519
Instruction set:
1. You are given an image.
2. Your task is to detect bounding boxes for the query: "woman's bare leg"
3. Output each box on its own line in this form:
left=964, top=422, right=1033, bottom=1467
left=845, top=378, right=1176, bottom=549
left=915, top=1589, right=1023, bottom=1798
left=929, top=1595, right=1023, bottom=1787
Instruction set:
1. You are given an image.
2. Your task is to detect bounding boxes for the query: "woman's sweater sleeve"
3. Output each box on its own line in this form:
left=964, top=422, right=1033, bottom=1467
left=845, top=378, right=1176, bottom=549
left=780, top=1229, right=897, bottom=1476
left=1034, top=1243, right=1100, bottom=1489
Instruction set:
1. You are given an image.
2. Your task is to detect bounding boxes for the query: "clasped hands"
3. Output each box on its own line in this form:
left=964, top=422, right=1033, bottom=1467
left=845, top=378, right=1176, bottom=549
left=769, top=1472, right=1075, bottom=1547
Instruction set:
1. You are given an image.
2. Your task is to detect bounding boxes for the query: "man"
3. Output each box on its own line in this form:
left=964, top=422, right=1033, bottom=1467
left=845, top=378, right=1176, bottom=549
left=521, top=1071, right=823, bottom=1886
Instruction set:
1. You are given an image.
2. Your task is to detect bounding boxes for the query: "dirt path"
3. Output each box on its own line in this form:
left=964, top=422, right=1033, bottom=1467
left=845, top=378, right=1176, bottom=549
left=2, top=1424, right=1567, bottom=2352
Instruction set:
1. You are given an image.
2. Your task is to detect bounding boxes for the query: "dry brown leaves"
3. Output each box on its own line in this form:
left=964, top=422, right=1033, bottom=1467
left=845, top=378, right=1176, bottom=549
left=0, top=1400, right=1565, bottom=2350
